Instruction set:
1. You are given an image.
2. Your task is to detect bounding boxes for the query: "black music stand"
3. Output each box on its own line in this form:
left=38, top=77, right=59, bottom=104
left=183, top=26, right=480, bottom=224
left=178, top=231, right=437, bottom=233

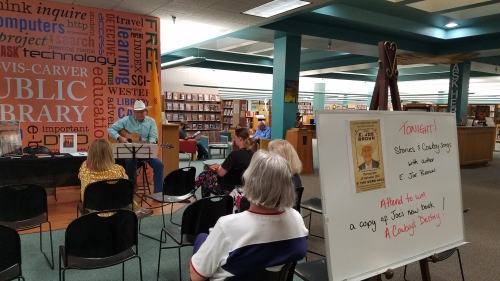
left=112, top=143, right=158, bottom=207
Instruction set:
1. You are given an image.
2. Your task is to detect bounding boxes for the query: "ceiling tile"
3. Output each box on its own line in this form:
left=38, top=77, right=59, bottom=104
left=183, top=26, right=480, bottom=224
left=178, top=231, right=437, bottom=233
left=174, top=0, right=223, bottom=8
left=407, top=0, right=491, bottom=13
left=149, top=9, right=191, bottom=19
left=441, top=2, right=500, bottom=19
left=119, top=0, right=169, bottom=9
left=209, top=0, right=257, bottom=13
left=158, top=1, right=205, bottom=14
left=113, top=3, right=160, bottom=15
left=73, top=0, right=118, bottom=9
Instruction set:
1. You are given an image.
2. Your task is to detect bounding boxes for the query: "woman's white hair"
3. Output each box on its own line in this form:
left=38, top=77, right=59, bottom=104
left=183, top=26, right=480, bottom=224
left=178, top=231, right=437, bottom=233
left=268, top=139, right=302, bottom=174
left=242, top=150, right=296, bottom=211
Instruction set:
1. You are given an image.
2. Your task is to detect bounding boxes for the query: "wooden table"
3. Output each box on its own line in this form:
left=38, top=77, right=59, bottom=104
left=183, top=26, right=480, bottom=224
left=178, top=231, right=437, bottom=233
left=457, top=126, right=495, bottom=165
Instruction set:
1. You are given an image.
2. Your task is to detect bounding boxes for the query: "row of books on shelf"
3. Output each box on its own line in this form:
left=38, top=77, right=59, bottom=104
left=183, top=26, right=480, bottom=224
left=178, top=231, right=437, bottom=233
left=223, top=109, right=234, bottom=116
left=184, top=123, right=221, bottom=130
left=298, top=103, right=312, bottom=110
left=223, top=100, right=234, bottom=108
left=324, top=104, right=368, bottom=110
left=222, top=124, right=231, bottom=131
left=166, top=92, right=221, bottom=102
left=166, top=103, right=220, bottom=111
left=222, top=117, right=233, bottom=124
left=166, top=113, right=221, bottom=122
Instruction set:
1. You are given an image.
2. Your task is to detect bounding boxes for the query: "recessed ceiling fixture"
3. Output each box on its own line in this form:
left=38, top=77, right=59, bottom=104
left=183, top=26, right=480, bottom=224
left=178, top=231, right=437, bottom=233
left=243, top=0, right=311, bottom=18
left=445, top=22, right=459, bottom=28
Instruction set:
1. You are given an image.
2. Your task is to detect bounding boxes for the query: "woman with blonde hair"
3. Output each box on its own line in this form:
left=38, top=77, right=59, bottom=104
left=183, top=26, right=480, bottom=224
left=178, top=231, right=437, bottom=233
left=190, top=150, right=308, bottom=280
left=78, top=138, right=152, bottom=218
left=195, top=128, right=254, bottom=197
left=268, top=139, right=303, bottom=190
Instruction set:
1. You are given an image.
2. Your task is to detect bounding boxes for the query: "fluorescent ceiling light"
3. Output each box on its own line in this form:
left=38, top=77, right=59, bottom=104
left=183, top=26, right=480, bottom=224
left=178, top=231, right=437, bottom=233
left=161, top=56, right=206, bottom=69
left=243, top=0, right=310, bottom=18
left=445, top=22, right=459, bottom=28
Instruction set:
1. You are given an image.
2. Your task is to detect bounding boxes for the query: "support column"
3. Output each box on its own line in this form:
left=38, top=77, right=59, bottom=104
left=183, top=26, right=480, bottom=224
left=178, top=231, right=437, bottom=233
left=313, top=83, right=325, bottom=112
left=272, top=33, right=301, bottom=139
left=447, top=62, right=471, bottom=124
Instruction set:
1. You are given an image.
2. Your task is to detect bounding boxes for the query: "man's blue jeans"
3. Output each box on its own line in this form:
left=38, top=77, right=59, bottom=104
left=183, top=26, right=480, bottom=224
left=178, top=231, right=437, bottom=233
left=125, top=158, right=164, bottom=193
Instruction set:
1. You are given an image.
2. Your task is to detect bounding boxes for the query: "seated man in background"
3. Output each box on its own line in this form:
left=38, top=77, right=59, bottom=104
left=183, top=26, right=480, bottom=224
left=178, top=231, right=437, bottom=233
left=179, top=120, right=208, bottom=160
left=253, top=121, right=271, bottom=141
left=108, top=100, right=164, bottom=193
left=190, top=150, right=308, bottom=280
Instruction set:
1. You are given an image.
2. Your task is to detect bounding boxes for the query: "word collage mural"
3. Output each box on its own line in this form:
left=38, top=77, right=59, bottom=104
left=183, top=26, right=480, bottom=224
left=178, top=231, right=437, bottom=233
left=0, top=0, right=161, bottom=151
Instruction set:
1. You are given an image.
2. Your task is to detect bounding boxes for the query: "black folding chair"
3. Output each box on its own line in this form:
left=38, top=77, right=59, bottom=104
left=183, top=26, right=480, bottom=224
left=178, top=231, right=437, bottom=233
left=216, top=167, right=245, bottom=195
left=59, top=210, right=143, bottom=281
left=77, top=179, right=134, bottom=217
left=157, top=196, right=233, bottom=281
left=0, top=225, right=25, bottom=281
left=403, top=208, right=470, bottom=281
left=0, top=184, right=54, bottom=269
left=143, top=167, right=196, bottom=241
left=294, top=186, right=305, bottom=212
left=225, top=262, right=297, bottom=281
left=300, top=197, right=325, bottom=259
left=294, top=258, right=328, bottom=281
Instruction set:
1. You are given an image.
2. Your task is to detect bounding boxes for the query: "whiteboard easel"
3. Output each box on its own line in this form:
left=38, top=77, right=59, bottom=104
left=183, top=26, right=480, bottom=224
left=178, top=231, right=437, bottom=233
left=316, top=111, right=466, bottom=281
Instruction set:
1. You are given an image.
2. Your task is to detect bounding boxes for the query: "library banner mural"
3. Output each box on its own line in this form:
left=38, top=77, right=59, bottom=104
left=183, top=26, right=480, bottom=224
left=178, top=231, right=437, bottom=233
left=0, top=0, right=160, bottom=151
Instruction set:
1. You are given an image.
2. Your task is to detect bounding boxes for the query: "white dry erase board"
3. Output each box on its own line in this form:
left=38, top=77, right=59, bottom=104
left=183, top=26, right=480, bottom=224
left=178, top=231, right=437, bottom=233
left=316, top=111, right=466, bottom=281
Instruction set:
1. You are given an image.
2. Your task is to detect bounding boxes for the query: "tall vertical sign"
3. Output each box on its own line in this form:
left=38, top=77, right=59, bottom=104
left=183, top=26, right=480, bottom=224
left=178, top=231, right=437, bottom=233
left=0, top=0, right=160, bottom=151
left=447, top=62, right=471, bottom=124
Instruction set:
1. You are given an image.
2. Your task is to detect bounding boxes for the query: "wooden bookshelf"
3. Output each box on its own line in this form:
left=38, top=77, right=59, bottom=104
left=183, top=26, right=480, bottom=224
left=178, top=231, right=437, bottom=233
left=164, top=92, right=221, bottom=131
left=222, top=99, right=248, bottom=131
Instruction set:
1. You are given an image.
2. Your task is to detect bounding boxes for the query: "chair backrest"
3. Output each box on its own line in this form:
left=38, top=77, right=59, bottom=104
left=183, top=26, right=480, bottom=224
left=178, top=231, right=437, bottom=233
left=220, top=131, right=231, bottom=142
left=83, top=179, right=134, bottom=212
left=0, top=224, right=22, bottom=273
left=64, top=210, right=138, bottom=260
left=0, top=184, right=48, bottom=225
left=294, top=186, right=305, bottom=213
left=225, top=262, right=296, bottom=281
left=218, top=168, right=245, bottom=193
left=178, top=139, right=197, bottom=154
left=201, top=131, right=226, bottom=144
left=180, top=196, right=233, bottom=242
left=163, top=167, right=196, bottom=196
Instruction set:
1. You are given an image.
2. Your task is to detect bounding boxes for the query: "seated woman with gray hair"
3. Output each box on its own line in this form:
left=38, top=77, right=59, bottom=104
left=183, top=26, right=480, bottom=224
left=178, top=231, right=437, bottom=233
left=230, top=139, right=303, bottom=213
left=190, top=150, right=308, bottom=281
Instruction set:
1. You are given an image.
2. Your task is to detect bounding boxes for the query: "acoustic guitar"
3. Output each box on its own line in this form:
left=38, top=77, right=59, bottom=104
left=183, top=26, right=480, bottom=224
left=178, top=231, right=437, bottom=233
left=108, top=130, right=174, bottom=149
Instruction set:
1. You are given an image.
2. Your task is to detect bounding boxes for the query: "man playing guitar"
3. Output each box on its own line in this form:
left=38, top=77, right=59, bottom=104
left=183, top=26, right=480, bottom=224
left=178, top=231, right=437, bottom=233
left=108, top=100, right=164, bottom=193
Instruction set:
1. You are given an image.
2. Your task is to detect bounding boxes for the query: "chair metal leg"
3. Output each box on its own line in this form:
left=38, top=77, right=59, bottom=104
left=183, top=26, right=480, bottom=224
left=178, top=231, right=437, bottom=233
left=403, top=265, right=409, bottom=281
left=457, top=249, right=465, bottom=281
left=40, top=221, right=54, bottom=269
left=136, top=256, right=143, bottom=281
left=170, top=204, right=181, bottom=226
left=122, top=262, right=125, bottom=281
left=59, top=251, right=62, bottom=281
left=157, top=230, right=165, bottom=281
left=178, top=247, right=182, bottom=281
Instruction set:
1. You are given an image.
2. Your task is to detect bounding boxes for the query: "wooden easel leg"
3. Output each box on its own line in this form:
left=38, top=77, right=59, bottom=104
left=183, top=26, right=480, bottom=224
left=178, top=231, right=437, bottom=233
left=369, top=83, right=381, bottom=110
left=419, top=259, right=431, bottom=281
left=389, top=80, right=402, bottom=111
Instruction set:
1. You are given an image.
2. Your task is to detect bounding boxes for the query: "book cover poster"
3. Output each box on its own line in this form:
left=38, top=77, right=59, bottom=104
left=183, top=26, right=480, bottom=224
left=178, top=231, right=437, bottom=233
left=284, top=80, right=299, bottom=103
left=348, top=119, right=386, bottom=193
left=60, top=133, right=77, bottom=153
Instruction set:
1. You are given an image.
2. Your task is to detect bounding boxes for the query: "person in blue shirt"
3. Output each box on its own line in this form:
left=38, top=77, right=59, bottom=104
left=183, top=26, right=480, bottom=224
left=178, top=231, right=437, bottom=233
left=108, top=100, right=164, bottom=193
left=253, top=121, right=271, bottom=140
